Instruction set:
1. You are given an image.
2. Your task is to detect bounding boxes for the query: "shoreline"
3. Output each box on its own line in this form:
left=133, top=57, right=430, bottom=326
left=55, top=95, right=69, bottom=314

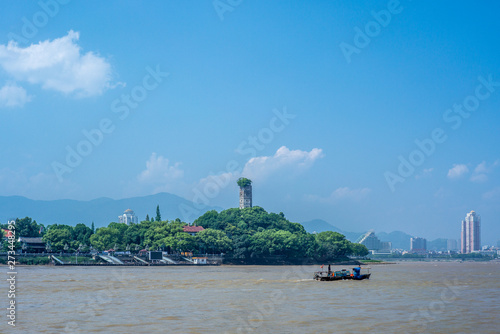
left=3, top=258, right=497, bottom=267
left=1, top=260, right=393, bottom=267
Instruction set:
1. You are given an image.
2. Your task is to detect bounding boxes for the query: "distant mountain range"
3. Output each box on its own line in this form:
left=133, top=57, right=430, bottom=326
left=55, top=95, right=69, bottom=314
left=301, top=218, right=444, bottom=251
left=0, top=193, right=221, bottom=228
left=300, top=219, right=364, bottom=242
left=1, top=195, right=449, bottom=251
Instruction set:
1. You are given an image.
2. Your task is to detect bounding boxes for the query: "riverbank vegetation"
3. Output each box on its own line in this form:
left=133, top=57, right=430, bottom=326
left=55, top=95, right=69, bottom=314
left=2, top=207, right=369, bottom=263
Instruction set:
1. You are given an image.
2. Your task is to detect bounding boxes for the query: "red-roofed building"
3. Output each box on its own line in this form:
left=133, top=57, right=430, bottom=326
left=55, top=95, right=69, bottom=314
left=2, top=229, right=13, bottom=238
left=183, top=225, right=204, bottom=236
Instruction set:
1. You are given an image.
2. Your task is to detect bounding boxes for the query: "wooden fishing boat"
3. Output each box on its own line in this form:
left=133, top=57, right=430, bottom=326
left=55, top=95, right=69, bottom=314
left=313, top=267, right=371, bottom=281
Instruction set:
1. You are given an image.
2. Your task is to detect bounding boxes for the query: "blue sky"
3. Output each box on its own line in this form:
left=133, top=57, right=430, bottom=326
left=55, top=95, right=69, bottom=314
left=1, top=1, right=499, bottom=244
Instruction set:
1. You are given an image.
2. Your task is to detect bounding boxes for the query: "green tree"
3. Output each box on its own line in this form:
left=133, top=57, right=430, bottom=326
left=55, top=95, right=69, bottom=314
left=231, top=234, right=251, bottom=258
left=143, top=220, right=195, bottom=252
left=124, top=223, right=142, bottom=248
left=2, top=239, right=20, bottom=252
left=194, top=207, right=315, bottom=259
left=74, top=223, right=93, bottom=245
left=43, top=225, right=75, bottom=252
left=250, top=229, right=302, bottom=257
left=155, top=205, right=161, bottom=222
left=196, top=228, right=232, bottom=253
left=1, top=228, right=20, bottom=252
left=177, top=234, right=197, bottom=252
left=15, top=217, right=44, bottom=237
left=194, top=210, right=223, bottom=230
left=145, top=214, right=150, bottom=221
left=315, top=231, right=351, bottom=258
left=89, top=223, right=128, bottom=251
left=138, top=220, right=154, bottom=247
left=195, top=207, right=306, bottom=235
left=349, top=243, right=369, bottom=257
left=237, top=177, right=252, bottom=188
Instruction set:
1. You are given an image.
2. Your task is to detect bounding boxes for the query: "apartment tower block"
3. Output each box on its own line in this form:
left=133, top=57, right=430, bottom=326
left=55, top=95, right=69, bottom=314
left=461, top=210, right=481, bottom=253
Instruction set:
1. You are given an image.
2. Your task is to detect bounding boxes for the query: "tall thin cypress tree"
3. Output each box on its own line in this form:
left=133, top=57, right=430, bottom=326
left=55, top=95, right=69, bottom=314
left=155, top=205, right=161, bottom=222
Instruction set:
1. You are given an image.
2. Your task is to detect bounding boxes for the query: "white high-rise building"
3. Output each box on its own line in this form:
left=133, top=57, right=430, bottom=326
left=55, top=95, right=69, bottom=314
left=119, top=209, right=138, bottom=225
left=461, top=210, right=481, bottom=253
left=356, top=230, right=391, bottom=253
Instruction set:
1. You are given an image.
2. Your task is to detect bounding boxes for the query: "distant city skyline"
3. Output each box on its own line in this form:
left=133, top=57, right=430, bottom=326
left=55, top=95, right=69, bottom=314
left=1, top=2, right=499, bottom=244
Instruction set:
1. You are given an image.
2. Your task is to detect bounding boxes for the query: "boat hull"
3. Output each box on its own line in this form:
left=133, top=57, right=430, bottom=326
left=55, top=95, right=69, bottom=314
left=313, top=272, right=371, bottom=281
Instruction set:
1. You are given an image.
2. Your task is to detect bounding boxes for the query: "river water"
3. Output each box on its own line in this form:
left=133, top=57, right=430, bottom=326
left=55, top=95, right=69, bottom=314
left=4, top=261, right=500, bottom=333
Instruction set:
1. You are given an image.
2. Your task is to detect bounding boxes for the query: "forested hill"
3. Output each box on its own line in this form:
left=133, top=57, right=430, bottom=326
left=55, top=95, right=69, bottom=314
left=300, top=219, right=364, bottom=242
left=193, top=207, right=368, bottom=261
left=3, top=207, right=369, bottom=263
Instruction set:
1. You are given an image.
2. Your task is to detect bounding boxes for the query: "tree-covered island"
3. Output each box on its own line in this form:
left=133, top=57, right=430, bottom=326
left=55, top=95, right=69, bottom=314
left=1, top=207, right=369, bottom=265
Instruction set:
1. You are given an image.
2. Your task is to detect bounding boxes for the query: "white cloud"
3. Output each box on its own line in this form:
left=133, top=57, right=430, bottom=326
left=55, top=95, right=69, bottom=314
left=197, top=172, right=234, bottom=191
left=193, top=172, right=235, bottom=201
left=415, top=168, right=433, bottom=179
left=447, top=164, right=469, bottom=179
left=241, top=146, right=324, bottom=181
left=483, top=187, right=500, bottom=200
left=329, top=187, right=371, bottom=200
left=0, top=30, right=118, bottom=98
left=167, top=146, right=324, bottom=209
left=0, top=83, right=31, bottom=108
left=470, top=160, right=499, bottom=183
left=0, top=168, right=77, bottom=200
left=474, top=161, right=488, bottom=174
left=433, top=187, right=447, bottom=199
left=470, top=173, right=488, bottom=183
left=306, top=187, right=371, bottom=203
left=138, top=153, right=184, bottom=186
